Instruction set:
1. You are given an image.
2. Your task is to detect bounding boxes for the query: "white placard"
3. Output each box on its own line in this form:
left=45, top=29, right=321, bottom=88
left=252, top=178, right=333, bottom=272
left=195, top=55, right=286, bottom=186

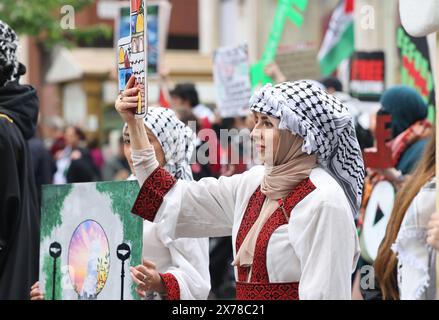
left=213, top=44, right=252, bottom=118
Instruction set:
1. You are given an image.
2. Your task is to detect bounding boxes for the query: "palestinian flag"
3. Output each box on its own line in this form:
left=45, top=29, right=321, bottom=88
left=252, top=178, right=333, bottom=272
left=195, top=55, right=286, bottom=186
left=318, top=0, right=355, bottom=76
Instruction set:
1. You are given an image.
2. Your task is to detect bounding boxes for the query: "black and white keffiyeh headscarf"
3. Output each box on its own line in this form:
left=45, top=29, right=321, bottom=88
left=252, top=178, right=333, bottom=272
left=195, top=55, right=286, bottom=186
left=144, top=107, right=196, bottom=181
left=250, top=81, right=365, bottom=216
left=0, top=20, right=20, bottom=86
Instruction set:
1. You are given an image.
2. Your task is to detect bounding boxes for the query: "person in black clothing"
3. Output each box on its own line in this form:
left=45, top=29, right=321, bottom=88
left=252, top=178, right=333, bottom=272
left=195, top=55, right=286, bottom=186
left=0, top=20, right=40, bottom=300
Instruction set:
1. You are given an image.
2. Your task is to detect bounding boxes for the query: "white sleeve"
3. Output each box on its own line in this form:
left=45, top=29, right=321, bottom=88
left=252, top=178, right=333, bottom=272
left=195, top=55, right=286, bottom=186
left=131, top=147, right=159, bottom=184
left=289, top=201, right=359, bottom=300
left=131, top=158, right=244, bottom=239
left=160, top=174, right=243, bottom=238
left=160, top=237, right=211, bottom=300
left=393, top=195, right=433, bottom=300
left=394, top=226, right=430, bottom=300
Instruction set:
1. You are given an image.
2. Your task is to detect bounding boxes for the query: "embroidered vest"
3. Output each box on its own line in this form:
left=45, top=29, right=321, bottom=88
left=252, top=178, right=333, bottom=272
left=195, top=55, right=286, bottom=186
left=235, top=178, right=316, bottom=300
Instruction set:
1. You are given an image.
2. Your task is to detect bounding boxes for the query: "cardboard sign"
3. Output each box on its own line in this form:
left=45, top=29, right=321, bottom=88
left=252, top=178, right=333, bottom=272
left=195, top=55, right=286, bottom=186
left=38, top=181, right=143, bottom=300
left=117, top=36, right=133, bottom=92
left=213, top=44, right=252, bottom=118
left=349, top=51, right=385, bottom=101
left=129, top=0, right=147, bottom=118
left=275, top=48, right=320, bottom=81
left=115, top=1, right=172, bottom=78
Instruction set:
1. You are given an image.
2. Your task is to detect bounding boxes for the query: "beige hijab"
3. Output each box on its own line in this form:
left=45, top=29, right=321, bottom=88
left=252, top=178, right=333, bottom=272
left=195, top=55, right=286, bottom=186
left=232, top=129, right=317, bottom=274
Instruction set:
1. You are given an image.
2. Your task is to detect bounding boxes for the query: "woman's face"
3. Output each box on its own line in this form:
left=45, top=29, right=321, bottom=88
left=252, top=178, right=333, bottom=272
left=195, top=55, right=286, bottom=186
left=122, top=125, right=166, bottom=176
left=122, top=129, right=135, bottom=173
left=249, top=111, right=280, bottom=165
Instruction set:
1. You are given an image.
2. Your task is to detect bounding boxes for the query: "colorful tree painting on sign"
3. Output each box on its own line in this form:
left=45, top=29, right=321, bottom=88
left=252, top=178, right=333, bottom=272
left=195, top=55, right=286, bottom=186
left=39, top=181, right=143, bottom=300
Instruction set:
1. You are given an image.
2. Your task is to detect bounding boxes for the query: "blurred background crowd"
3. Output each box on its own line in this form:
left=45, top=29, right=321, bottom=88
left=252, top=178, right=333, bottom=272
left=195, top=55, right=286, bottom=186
left=0, top=0, right=436, bottom=300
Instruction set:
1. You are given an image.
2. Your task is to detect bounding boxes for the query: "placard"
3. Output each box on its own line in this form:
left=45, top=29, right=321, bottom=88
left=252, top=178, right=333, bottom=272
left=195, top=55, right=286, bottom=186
left=213, top=44, right=252, bottom=118
left=38, top=181, right=143, bottom=300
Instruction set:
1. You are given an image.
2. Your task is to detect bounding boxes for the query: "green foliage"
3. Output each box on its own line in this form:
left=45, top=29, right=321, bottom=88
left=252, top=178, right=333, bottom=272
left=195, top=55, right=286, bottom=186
left=40, top=184, right=73, bottom=239
left=0, top=0, right=111, bottom=48
left=95, top=181, right=143, bottom=300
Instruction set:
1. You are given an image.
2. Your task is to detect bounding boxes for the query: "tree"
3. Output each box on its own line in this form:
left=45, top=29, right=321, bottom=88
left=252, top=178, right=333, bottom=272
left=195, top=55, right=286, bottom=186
left=0, top=0, right=112, bottom=48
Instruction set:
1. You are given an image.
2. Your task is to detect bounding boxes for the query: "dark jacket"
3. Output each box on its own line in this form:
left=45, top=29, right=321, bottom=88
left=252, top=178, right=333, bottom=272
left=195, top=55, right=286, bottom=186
left=0, top=82, right=39, bottom=300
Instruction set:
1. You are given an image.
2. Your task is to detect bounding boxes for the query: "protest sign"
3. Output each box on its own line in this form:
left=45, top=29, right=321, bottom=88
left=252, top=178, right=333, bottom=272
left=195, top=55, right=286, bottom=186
left=39, top=181, right=143, bottom=300
left=213, top=44, right=252, bottom=118
left=116, top=1, right=171, bottom=77
left=129, top=0, right=147, bottom=117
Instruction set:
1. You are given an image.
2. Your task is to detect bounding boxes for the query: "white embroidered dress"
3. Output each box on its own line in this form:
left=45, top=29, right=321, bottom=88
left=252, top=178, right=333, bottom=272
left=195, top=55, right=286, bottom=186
left=131, top=157, right=360, bottom=300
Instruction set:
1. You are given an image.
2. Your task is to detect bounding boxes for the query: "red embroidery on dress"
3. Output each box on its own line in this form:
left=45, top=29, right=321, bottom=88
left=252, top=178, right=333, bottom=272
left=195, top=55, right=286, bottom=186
left=251, top=178, right=316, bottom=283
left=131, top=167, right=176, bottom=221
left=236, top=187, right=266, bottom=251
left=160, top=273, right=180, bottom=300
left=235, top=187, right=266, bottom=281
left=250, top=211, right=287, bottom=283
left=235, top=178, right=316, bottom=299
left=236, top=282, right=299, bottom=300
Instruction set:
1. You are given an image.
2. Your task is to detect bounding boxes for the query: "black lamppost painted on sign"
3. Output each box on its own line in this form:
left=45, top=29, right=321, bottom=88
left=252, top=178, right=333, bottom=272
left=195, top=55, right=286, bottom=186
left=117, top=243, right=131, bottom=300
left=49, top=242, right=62, bottom=300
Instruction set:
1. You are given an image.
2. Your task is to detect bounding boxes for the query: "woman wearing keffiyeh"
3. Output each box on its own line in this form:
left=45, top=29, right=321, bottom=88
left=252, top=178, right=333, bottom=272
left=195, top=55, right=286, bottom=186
left=117, top=77, right=364, bottom=300
left=123, top=106, right=210, bottom=300
left=0, top=20, right=26, bottom=87
left=123, top=106, right=196, bottom=182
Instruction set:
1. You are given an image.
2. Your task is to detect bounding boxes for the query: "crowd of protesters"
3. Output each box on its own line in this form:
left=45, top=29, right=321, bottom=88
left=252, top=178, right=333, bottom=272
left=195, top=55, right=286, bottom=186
left=0, top=19, right=437, bottom=300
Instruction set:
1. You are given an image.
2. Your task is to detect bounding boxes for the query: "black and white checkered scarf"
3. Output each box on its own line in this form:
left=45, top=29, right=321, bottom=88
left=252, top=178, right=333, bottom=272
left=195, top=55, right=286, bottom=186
left=0, top=20, right=20, bottom=86
left=144, top=107, right=196, bottom=181
left=250, top=81, right=365, bottom=216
